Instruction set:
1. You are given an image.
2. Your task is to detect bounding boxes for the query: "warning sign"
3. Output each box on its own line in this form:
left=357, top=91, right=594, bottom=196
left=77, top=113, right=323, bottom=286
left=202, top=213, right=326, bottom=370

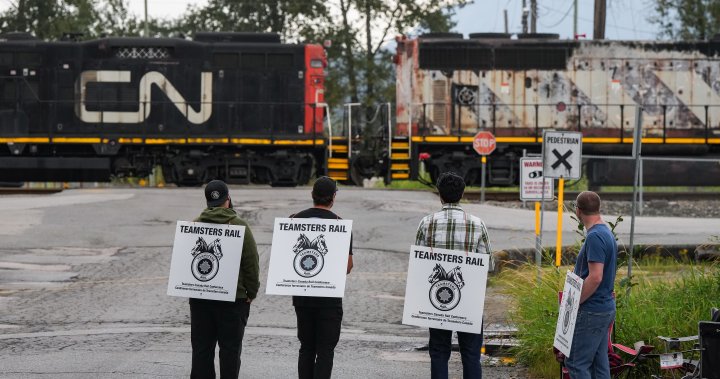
left=520, top=158, right=554, bottom=201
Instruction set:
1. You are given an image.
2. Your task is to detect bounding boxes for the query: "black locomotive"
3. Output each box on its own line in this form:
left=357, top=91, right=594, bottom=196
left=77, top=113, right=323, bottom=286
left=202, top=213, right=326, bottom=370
left=0, top=32, right=328, bottom=186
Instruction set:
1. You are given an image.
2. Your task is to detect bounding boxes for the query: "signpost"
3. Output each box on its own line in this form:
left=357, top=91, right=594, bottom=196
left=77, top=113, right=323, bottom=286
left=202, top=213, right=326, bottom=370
left=473, top=131, right=496, bottom=202
left=520, top=157, right=554, bottom=281
left=167, top=221, right=246, bottom=302
left=265, top=218, right=353, bottom=298
left=542, top=130, right=582, bottom=267
left=402, top=245, right=490, bottom=334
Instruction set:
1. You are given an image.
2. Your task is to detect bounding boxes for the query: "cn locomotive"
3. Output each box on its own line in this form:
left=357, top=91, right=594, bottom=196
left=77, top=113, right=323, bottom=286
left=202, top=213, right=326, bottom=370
left=0, top=32, right=331, bottom=186
left=3, top=31, right=720, bottom=188
left=389, top=33, right=720, bottom=187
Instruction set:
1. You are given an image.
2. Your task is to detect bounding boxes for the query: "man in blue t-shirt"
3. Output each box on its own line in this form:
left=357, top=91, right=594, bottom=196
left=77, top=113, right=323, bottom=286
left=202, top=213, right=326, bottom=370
left=564, top=191, right=618, bottom=379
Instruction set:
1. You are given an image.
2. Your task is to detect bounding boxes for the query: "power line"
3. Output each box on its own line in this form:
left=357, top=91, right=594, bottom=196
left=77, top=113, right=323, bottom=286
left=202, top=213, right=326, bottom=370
left=540, top=2, right=574, bottom=28
left=539, top=3, right=657, bottom=36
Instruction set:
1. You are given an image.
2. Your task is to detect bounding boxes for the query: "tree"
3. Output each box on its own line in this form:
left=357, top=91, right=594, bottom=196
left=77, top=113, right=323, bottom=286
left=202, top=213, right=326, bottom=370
left=325, top=0, right=467, bottom=107
left=177, top=0, right=328, bottom=42
left=0, top=0, right=147, bottom=40
left=649, top=0, right=720, bottom=40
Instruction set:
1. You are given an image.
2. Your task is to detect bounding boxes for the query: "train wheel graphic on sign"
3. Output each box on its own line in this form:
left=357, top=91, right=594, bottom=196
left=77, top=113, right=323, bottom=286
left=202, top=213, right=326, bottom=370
left=562, top=289, right=574, bottom=335
left=190, top=237, right=223, bottom=282
left=292, top=233, right=328, bottom=278
left=428, top=264, right=465, bottom=311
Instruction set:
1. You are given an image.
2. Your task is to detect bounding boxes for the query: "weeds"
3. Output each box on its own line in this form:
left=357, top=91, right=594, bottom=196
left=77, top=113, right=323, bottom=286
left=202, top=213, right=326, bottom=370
left=499, top=261, right=720, bottom=378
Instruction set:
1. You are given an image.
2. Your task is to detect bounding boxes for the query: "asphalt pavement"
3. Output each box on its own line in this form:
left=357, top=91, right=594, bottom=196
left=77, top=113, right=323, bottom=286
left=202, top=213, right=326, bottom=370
left=1, top=187, right=717, bottom=378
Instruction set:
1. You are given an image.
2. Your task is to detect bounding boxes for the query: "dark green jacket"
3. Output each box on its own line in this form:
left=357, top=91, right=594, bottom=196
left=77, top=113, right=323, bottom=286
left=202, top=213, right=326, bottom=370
left=194, top=207, right=260, bottom=300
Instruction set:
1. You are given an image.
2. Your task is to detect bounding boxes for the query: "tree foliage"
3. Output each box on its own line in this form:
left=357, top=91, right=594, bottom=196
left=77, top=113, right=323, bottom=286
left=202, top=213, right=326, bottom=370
left=324, top=0, right=466, bottom=106
left=649, top=0, right=720, bottom=40
left=178, top=0, right=328, bottom=42
left=0, top=0, right=147, bottom=39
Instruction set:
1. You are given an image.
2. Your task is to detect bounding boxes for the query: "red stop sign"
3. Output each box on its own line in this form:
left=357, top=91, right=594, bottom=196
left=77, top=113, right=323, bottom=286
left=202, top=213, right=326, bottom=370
left=473, top=131, right=496, bottom=155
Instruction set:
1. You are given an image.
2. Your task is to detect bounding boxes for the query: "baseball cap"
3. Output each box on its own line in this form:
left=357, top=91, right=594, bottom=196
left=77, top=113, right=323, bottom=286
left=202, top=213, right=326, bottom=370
left=205, top=180, right=229, bottom=207
left=312, top=176, right=337, bottom=198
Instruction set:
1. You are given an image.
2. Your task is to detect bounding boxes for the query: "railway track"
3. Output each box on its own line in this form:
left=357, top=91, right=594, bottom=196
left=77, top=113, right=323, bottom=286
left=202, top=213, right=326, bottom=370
left=0, top=188, right=64, bottom=195
left=463, top=191, right=720, bottom=202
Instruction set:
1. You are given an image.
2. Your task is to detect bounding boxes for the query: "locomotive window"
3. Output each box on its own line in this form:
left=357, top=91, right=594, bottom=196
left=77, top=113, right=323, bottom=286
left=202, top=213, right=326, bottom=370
left=267, top=53, right=293, bottom=69
left=15, top=52, right=42, bottom=66
left=213, top=53, right=239, bottom=68
left=241, top=53, right=265, bottom=69
left=0, top=53, right=12, bottom=66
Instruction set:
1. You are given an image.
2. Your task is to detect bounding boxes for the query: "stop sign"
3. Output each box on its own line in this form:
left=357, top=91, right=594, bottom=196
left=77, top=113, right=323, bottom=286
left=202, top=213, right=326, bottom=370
left=473, top=131, right=496, bottom=155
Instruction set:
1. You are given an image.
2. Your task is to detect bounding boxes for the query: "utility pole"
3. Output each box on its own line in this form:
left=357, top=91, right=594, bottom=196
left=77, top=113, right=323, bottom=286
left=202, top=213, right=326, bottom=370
left=144, top=0, right=149, bottom=37
left=573, top=0, right=578, bottom=38
left=530, top=0, right=537, bottom=33
left=504, top=9, right=509, bottom=34
left=521, top=0, right=529, bottom=34
left=593, top=0, right=606, bottom=39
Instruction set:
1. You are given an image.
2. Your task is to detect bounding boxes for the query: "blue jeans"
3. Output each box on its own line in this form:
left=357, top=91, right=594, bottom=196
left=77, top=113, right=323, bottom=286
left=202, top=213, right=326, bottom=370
left=429, top=328, right=483, bottom=379
left=564, top=308, right=616, bottom=379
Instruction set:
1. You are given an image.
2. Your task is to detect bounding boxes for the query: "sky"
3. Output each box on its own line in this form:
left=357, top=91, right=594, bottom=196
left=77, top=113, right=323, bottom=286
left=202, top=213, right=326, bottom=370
left=0, top=0, right=662, bottom=40
left=118, top=0, right=661, bottom=41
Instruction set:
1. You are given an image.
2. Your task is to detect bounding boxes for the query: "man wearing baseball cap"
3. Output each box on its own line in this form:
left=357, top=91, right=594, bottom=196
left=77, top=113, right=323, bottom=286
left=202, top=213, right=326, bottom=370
left=290, top=176, right=353, bottom=379
left=189, top=180, right=260, bottom=379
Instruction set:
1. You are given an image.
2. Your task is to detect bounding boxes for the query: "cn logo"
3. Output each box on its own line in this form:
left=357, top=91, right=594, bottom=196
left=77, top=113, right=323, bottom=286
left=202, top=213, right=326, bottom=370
left=75, top=70, right=213, bottom=124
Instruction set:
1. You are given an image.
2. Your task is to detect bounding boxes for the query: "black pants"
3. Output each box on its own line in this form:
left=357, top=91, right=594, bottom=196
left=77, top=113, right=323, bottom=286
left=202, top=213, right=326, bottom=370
left=295, top=306, right=343, bottom=379
left=190, top=298, right=251, bottom=379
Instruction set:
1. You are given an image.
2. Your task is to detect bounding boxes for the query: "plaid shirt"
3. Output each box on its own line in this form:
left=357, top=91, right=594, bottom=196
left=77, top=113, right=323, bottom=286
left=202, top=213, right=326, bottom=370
left=415, top=203, right=494, bottom=270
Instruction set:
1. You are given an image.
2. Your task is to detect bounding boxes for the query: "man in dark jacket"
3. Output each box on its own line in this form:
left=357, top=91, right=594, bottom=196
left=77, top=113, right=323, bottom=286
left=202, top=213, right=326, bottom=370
left=190, top=180, right=260, bottom=379
left=291, top=176, right=353, bottom=379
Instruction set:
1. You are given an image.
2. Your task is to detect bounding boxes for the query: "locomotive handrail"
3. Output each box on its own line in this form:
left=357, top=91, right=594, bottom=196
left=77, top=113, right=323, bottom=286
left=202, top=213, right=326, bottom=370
left=314, top=102, right=332, bottom=157
left=403, top=101, right=720, bottom=143
left=344, top=103, right=361, bottom=159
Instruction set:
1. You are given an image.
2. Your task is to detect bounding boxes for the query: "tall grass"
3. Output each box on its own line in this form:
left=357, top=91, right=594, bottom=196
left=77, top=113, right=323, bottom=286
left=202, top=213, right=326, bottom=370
left=498, top=260, right=720, bottom=378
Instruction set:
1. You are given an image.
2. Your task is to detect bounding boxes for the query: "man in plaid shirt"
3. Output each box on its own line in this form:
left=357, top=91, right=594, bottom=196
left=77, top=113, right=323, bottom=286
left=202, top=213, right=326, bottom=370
left=415, top=171, right=493, bottom=379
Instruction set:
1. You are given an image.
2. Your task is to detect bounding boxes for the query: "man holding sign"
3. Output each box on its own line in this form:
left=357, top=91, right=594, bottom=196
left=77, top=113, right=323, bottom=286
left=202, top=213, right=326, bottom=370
left=414, top=172, right=493, bottom=379
left=564, top=191, right=618, bottom=379
left=189, top=180, right=259, bottom=379
left=290, top=176, right=353, bottom=379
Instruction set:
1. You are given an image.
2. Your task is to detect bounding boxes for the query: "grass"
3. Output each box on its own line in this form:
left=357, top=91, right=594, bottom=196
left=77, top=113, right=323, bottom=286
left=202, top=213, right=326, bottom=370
left=497, top=257, right=720, bottom=378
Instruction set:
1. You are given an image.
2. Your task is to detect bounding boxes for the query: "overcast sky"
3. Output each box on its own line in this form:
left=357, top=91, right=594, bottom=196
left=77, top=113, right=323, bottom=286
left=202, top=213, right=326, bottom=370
left=120, top=0, right=660, bottom=40
left=1, top=0, right=662, bottom=40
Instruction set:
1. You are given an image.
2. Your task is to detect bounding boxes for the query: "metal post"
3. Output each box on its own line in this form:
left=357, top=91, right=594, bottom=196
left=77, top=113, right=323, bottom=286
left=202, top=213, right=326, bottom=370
left=627, top=106, right=643, bottom=295
left=573, top=0, right=578, bottom=38
left=344, top=103, right=360, bottom=159
left=530, top=0, right=537, bottom=33
left=387, top=102, right=392, bottom=160
left=555, top=178, right=565, bottom=267
left=322, top=103, right=332, bottom=158
left=504, top=9, right=509, bottom=34
left=539, top=139, right=548, bottom=281
left=638, top=159, right=643, bottom=215
left=347, top=104, right=352, bottom=159
left=535, top=200, right=542, bottom=283
left=481, top=156, right=487, bottom=202
left=522, top=0, right=528, bottom=34
left=144, top=0, right=149, bottom=37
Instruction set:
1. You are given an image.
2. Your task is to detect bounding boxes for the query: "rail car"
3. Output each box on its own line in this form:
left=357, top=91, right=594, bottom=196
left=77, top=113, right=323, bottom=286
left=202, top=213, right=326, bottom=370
left=388, top=33, right=720, bottom=187
left=0, top=32, right=343, bottom=186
